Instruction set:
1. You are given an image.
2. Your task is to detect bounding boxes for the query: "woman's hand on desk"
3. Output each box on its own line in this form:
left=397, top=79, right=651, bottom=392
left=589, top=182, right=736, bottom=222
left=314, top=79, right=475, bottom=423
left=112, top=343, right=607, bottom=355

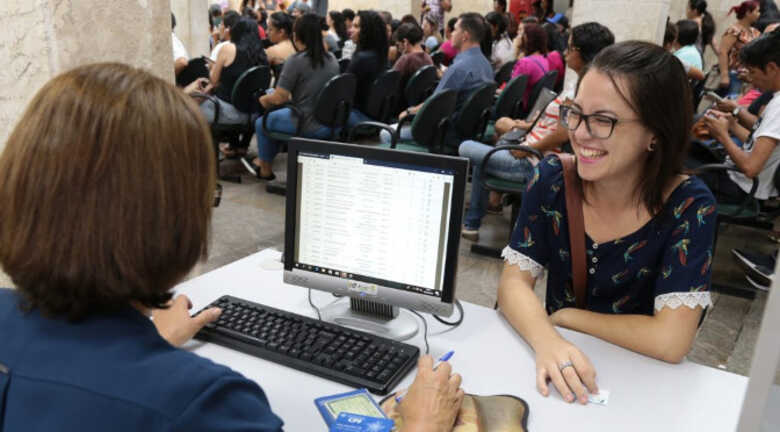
left=152, top=295, right=222, bottom=347
left=397, top=355, right=464, bottom=432
left=534, top=332, right=598, bottom=405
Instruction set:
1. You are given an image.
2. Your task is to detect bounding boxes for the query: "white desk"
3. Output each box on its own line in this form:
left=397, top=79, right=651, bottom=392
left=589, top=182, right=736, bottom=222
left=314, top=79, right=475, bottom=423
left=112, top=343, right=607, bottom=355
left=175, top=249, right=748, bottom=431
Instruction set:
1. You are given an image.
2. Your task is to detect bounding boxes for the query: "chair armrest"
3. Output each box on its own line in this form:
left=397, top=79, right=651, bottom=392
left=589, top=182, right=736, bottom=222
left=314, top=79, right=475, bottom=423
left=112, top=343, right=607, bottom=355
left=478, top=145, right=543, bottom=191
left=192, top=93, right=221, bottom=124
left=692, top=163, right=758, bottom=197
left=348, top=121, right=398, bottom=147
left=262, top=103, right=304, bottom=137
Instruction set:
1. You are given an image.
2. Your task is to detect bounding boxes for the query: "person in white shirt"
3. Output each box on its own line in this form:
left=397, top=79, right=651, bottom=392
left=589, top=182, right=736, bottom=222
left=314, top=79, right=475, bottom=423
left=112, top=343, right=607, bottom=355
left=703, top=29, right=780, bottom=202
left=486, top=11, right=515, bottom=70
left=210, top=10, right=241, bottom=61
left=172, top=13, right=189, bottom=77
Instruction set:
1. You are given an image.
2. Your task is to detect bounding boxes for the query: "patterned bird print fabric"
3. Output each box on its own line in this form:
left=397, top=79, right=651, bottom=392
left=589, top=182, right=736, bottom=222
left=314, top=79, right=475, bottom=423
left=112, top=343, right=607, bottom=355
left=507, top=155, right=717, bottom=316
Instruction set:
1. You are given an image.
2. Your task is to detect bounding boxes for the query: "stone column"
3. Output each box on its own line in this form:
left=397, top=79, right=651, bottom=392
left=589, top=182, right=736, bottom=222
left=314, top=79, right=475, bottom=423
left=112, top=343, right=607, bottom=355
left=172, top=0, right=211, bottom=59
left=0, top=0, right=173, bottom=149
left=562, top=0, right=671, bottom=92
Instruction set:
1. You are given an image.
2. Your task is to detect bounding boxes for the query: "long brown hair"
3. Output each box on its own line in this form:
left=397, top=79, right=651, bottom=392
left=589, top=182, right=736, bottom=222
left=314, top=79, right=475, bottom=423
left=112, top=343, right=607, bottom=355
left=0, top=63, right=215, bottom=320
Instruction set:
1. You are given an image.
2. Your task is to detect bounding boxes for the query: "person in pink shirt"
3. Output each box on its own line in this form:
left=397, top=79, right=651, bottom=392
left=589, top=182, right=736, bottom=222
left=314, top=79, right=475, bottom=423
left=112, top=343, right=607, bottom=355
left=510, top=23, right=550, bottom=110
left=438, top=17, right=459, bottom=65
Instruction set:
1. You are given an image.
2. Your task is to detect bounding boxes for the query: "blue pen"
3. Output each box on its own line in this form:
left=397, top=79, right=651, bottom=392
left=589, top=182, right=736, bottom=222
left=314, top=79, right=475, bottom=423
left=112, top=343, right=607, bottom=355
left=395, top=350, right=455, bottom=403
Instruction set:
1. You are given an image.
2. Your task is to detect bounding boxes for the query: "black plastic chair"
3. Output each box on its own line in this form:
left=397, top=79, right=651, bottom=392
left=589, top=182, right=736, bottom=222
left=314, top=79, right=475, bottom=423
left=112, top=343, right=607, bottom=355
left=692, top=163, right=780, bottom=297
left=431, top=50, right=446, bottom=68
left=349, top=70, right=402, bottom=138
left=470, top=144, right=544, bottom=258
left=176, top=57, right=210, bottom=88
left=454, top=82, right=498, bottom=144
left=494, top=61, right=515, bottom=87
left=201, top=66, right=272, bottom=183
left=271, top=62, right=284, bottom=88
left=349, top=89, right=458, bottom=154
left=494, top=74, right=528, bottom=120
left=263, top=73, right=357, bottom=195
left=404, top=65, right=439, bottom=107
left=339, top=58, right=351, bottom=73
left=519, top=70, right=558, bottom=119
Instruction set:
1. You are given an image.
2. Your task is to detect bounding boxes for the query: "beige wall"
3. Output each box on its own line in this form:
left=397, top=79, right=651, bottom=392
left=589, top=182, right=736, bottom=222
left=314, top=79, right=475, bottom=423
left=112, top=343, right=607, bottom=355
left=0, top=0, right=173, bottom=150
left=173, top=0, right=211, bottom=59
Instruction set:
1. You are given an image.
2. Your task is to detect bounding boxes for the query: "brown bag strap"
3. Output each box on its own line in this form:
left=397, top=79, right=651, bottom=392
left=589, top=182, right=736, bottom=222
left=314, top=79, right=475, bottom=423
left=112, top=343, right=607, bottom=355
left=558, top=154, right=587, bottom=309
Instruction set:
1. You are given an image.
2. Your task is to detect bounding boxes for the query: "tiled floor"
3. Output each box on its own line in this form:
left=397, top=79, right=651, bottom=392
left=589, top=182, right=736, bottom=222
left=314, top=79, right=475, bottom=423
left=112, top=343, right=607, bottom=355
left=193, top=152, right=777, bottom=384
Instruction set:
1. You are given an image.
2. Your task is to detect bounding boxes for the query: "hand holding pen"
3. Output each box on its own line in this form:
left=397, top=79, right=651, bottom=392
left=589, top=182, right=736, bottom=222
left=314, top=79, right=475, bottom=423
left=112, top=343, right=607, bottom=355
left=396, top=350, right=455, bottom=403
left=394, top=353, right=463, bottom=432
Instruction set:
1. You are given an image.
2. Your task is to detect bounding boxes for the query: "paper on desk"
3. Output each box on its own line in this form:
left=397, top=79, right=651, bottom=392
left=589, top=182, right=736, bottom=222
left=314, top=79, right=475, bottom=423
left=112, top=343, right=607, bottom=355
left=588, top=390, right=609, bottom=406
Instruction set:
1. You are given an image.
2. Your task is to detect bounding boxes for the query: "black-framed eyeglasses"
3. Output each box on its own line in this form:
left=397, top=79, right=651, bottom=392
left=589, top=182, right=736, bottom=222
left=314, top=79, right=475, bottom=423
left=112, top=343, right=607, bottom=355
left=559, top=105, right=639, bottom=139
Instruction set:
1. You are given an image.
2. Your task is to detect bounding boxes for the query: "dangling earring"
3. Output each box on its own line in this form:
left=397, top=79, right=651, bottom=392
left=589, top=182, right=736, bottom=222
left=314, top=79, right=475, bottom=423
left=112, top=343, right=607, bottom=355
left=648, top=140, right=656, bottom=152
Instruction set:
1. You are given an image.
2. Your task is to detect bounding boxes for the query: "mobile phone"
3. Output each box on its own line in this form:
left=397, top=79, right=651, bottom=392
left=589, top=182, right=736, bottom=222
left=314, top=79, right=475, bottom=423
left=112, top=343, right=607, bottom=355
left=704, top=91, right=723, bottom=102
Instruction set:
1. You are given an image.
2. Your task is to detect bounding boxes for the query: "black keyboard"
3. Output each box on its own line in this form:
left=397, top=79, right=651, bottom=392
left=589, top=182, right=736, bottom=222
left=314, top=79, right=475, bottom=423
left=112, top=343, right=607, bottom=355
left=194, top=295, right=420, bottom=395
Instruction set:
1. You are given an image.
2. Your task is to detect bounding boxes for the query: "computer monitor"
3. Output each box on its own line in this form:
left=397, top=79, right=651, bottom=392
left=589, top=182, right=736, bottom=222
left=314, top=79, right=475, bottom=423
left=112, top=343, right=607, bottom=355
left=283, top=139, right=468, bottom=340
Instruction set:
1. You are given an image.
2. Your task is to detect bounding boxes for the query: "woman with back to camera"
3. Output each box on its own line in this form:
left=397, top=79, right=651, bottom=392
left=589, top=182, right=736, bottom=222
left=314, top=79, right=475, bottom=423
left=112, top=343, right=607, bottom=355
left=265, top=11, right=296, bottom=66
left=498, top=41, right=716, bottom=404
left=242, top=13, right=338, bottom=180
left=345, top=10, right=390, bottom=128
left=0, top=62, right=463, bottom=431
left=686, top=0, right=718, bottom=60
left=718, top=0, right=761, bottom=98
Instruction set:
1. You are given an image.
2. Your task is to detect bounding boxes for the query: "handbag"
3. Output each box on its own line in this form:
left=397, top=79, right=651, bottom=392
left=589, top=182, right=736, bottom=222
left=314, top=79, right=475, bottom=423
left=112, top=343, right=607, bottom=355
left=380, top=393, right=530, bottom=432
left=557, top=154, right=587, bottom=309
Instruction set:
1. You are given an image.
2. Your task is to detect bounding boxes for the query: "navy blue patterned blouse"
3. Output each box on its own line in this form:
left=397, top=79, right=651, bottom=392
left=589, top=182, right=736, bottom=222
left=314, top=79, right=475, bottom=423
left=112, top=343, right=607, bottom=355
left=503, top=155, right=717, bottom=316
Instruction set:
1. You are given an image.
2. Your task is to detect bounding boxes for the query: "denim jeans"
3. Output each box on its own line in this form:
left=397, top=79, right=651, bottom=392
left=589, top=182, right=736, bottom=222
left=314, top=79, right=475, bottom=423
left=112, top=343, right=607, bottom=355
left=459, top=140, right=535, bottom=229
left=255, top=108, right=334, bottom=163
left=346, top=109, right=372, bottom=130
left=379, top=123, right=413, bottom=145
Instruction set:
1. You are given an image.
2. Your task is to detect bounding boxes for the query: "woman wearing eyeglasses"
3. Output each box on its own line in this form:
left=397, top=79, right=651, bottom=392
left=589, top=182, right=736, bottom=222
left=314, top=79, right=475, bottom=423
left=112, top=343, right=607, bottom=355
left=497, top=41, right=716, bottom=405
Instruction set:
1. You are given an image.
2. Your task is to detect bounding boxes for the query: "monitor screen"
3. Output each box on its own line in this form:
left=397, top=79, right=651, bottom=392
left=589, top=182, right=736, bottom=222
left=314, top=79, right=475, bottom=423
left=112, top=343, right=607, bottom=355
left=283, top=139, right=467, bottom=316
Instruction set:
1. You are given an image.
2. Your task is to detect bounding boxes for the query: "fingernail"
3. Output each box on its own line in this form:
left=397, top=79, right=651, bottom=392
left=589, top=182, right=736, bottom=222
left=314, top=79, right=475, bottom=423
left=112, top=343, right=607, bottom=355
left=566, top=395, right=573, bottom=402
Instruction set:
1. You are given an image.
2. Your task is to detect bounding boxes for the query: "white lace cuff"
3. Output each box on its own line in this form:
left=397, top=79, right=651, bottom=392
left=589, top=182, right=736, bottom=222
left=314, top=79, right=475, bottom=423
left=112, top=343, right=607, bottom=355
left=501, top=246, right=544, bottom=278
left=654, top=291, right=712, bottom=312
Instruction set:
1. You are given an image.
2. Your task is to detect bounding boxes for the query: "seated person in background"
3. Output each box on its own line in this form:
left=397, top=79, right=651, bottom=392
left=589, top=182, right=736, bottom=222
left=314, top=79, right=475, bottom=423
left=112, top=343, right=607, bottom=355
left=266, top=12, right=296, bottom=66
left=210, top=10, right=240, bottom=61
left=172, top=13, right=189, bottom=77
left=184, top=17, right=267, bottom=131
left=674, top=19, right=703, bottom=71
left=243, top=13, right=339, bottom=180
left=287, top=0, right=311, bottom=16
left=460, top=22, right=615, bottom=241
left=346, top=11, right=390, bottom=127
left=663, top=20, right=705, bottom=81
left=423, top=15, right=443, bottom=52
left=439, top=17, right=459, bottom=66
left=326, top=11, right=348, bottom=51
left=700, top=30, right=780, bottom=203
left=509, top=23, right=551, bottom=111
left=499, top=41, right=716, bottom=405
left=393, top=23, right=434, bottom=102
left=380, top=13, right=494, bottom=147
left=486, top=11, right=516, bottom=70
left=0, top=62, right=463, bottom=432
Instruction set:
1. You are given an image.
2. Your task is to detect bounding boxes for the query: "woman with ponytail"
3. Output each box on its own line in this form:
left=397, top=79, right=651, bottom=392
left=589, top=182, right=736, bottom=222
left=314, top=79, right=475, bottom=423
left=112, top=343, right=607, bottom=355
left=687, top=0, right=718, bottom=59
left=717, top=0, right=761, bottom=97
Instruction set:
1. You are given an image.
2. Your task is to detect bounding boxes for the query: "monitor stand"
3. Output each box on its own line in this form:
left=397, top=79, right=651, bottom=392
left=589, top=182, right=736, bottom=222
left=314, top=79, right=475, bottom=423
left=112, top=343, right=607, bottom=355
left=320, top=297, right=420, bottom=341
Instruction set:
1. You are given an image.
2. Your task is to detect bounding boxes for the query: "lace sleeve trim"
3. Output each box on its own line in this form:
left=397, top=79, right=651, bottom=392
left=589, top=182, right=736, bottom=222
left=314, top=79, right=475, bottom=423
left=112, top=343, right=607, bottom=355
left=654, top=291, right=712, bottom=312
left=501, top=246, right=544, bottom=278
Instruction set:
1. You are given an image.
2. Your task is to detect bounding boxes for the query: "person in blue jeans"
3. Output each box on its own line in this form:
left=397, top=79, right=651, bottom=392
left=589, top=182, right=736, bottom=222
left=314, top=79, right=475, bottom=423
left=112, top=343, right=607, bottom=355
left=460, top=22, right=615, bottom=241
left=242, top=13, right=339, bottom=180
left=380, top=13, right=494, bottom=147
left=0, top=62, right=464, bottom=432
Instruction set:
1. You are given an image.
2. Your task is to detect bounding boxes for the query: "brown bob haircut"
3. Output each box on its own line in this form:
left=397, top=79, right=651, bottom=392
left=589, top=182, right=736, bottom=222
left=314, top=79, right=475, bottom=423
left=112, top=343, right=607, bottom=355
left=0, top=63, right=215, bottom=320
left=579, top=41, right=693, bottom=215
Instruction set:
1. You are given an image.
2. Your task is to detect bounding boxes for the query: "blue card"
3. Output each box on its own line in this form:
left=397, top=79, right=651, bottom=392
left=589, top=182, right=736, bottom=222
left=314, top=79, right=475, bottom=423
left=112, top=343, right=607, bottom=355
left=314, top=389, right=387, bottom=428
left=330, top=413, right=394, bottom=432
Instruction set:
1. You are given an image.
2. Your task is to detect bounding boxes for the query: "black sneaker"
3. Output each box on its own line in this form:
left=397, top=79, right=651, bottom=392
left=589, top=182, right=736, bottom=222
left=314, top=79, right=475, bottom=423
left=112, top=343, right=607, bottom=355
left=731, top=248, right=775, bottom=286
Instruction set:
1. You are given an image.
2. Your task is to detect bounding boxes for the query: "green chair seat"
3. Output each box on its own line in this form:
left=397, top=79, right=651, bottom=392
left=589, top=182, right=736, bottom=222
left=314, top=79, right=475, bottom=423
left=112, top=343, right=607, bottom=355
left=717, top=203, right=760, bottom=219
left=484, top=176, right=526, bottom=193
left=483, top=122, right=496, bottom=142
left=378, top=140, right=430, bottom=153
